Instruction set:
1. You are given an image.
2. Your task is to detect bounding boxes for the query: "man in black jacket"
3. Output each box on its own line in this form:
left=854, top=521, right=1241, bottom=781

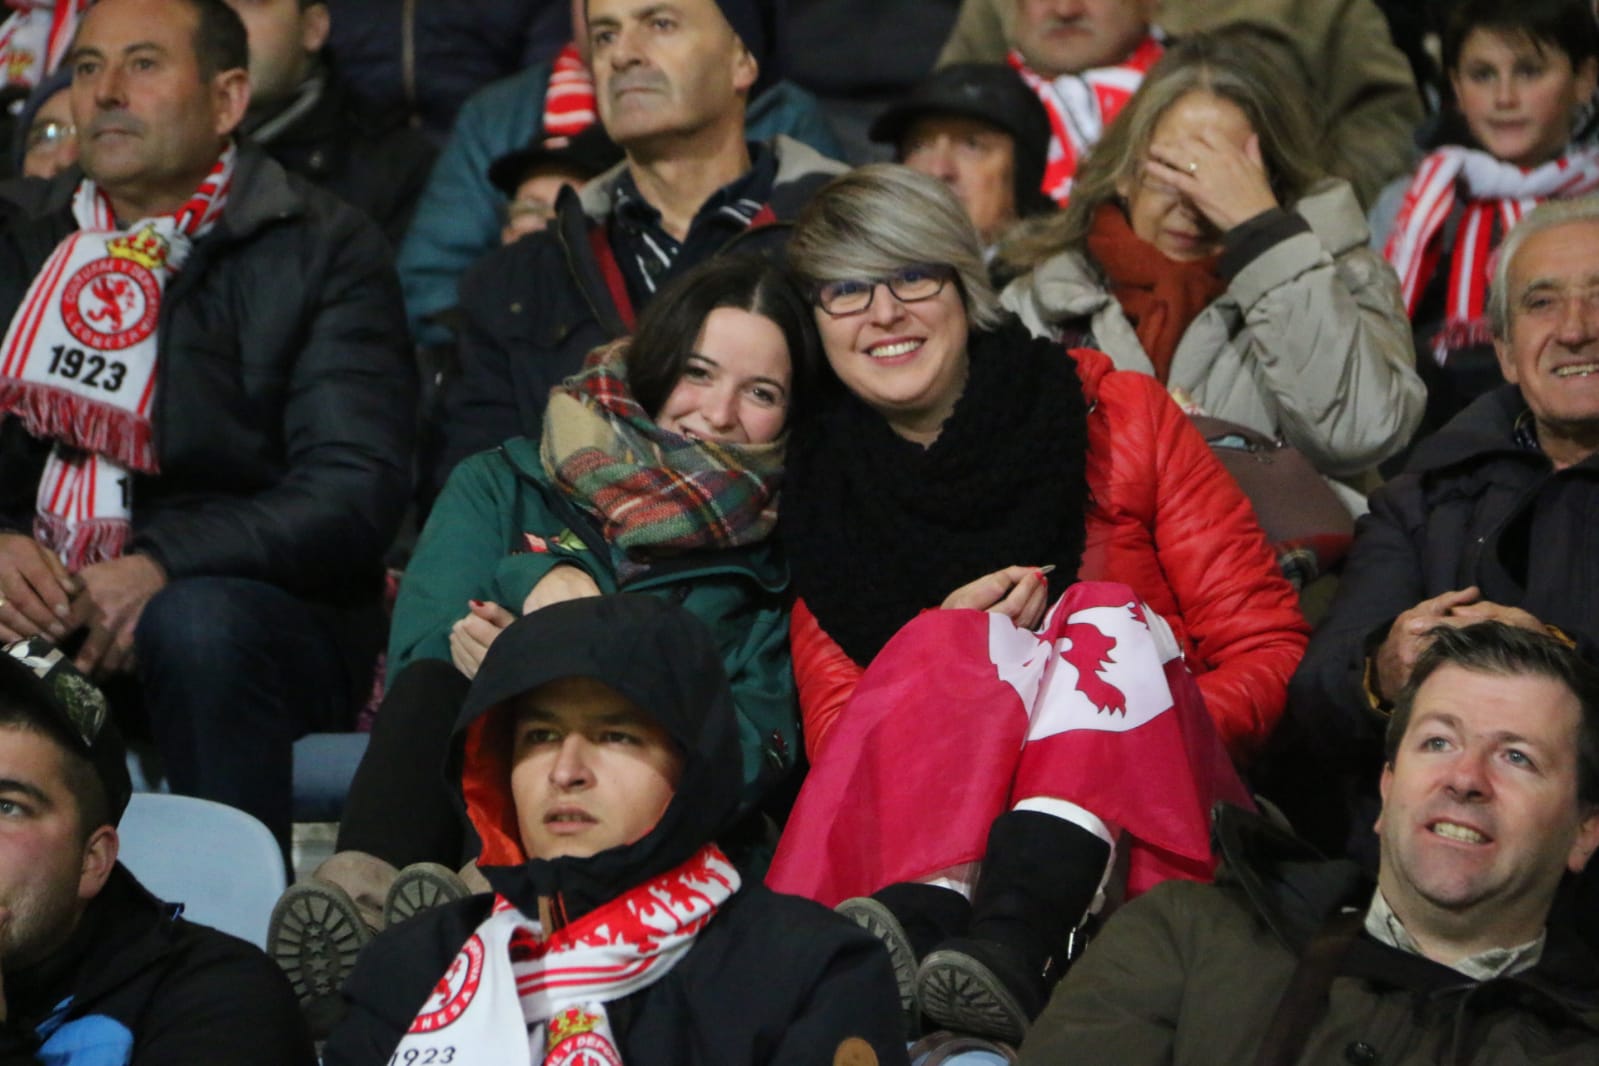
left=1272, top=196, right=1599, bottom=864
left=321, top=595, right=908, bottom=1066
left=0, top=637, right=316, bottom=1065
left=226, top=0, right=436, bottom=247
left=432, top=0, right=843, bottom=500
left=0, top=0, right=415, bottom=851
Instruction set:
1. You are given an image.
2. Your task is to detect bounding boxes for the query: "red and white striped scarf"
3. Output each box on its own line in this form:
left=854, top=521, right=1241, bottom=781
left=1009, top=35, right=1164, bottom=206
left=0, top=146, right=234, bottom=567
left=543, top=42, right=596, bottom=141
left=0, top=0, right=87, bottom=89
left=394, top=844, right=738, bottom=1064
left=1384, top=145, right=1599, bottom=364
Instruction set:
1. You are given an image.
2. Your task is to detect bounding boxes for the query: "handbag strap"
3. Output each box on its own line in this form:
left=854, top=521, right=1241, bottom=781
left=1253, top=910, right=1366, bottom=1066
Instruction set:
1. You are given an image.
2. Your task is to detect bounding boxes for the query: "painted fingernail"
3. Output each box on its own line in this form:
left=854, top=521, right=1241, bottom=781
left=1037, top=564, right=1057, bottom=575
left=54, top=603, right=71, bottom=619
left=469, top=599, right=484, bottom=607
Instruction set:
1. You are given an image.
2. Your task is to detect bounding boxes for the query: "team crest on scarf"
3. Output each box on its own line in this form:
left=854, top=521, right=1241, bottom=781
left=545, top=1007, right=623, bottom=1065
left=410, top=933, right=487, bottom=1033
left=60, top=224, right=168, bottom=352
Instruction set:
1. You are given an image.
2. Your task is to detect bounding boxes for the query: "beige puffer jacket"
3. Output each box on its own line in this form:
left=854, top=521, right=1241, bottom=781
left=1001, top=179, right=1425, bottom=481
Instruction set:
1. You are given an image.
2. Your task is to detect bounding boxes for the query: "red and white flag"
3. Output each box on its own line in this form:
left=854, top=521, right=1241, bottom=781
left=767, top=581, right=1250, bottom=907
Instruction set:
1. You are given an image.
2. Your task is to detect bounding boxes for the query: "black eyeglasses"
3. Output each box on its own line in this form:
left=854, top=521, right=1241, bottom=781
left=813, top=263, right=955, bottom=317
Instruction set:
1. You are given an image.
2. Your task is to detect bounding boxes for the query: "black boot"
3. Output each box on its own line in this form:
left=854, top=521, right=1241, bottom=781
left=916, top=810, right=1110, bottom=1044
left=836, top=882, right=972, bottom=1036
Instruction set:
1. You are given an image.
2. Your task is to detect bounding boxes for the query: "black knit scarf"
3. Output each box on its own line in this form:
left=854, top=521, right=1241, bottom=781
left=781, top=318, right=1091, bottom=667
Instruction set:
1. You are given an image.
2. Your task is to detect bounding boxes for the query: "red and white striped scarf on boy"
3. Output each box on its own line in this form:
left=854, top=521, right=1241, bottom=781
left=543, top=42, right=596, bottom=140
left=393, top=844, right=738, bottom=1064
left=1384, top=145, right=1599, bottom=364
left=1009, top=35, right=1164, bottom=206
left=0, top=145, right=235, bottom=568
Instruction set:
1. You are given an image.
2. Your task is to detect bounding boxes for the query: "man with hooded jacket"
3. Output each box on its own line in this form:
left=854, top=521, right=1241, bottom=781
left=322, top=594, right=908, bottom=1066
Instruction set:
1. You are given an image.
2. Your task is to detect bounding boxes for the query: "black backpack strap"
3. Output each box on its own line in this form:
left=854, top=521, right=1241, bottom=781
left=1254, top=909, right=1366, bottom=1066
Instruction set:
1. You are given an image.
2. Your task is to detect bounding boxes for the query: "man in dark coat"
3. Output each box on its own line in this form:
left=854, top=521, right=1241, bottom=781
left=227, top=0, right=437, bottom=247
left=321, top=595, right=908, bottom=1065
left=430, top=0, right=844, bottom=501
left=0, top=637, right=316, bottom=1065
left=1021, top=622, right=1599, bottom=1065
left=1272, top=197, right=1599, bottom=863
left=0, top=0, right=415, bottom=851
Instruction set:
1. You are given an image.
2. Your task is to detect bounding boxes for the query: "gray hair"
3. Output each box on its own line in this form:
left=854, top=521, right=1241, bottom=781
left=785, top=164, right=1004, bottom=330
left=1489, top=196, right=1599, bottom=338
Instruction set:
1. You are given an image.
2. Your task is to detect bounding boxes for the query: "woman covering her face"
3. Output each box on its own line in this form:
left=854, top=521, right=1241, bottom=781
left=271, top=257, right=817, bottom=1013
left=1372, top=0, right=1599, bottom=444
left=998, top=30, right=1424, bottom=499
left=766, top=164, right=1307, bottom=1046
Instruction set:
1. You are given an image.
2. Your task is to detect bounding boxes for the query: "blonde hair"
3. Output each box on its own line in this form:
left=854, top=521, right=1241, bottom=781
left=786, top=164, right=1004, bottom=330
left=998, top=29, right=1324, bottom=274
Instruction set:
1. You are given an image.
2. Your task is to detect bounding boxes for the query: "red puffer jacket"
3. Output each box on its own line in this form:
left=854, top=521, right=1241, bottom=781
left=792, top=346, right=1308, bottom=765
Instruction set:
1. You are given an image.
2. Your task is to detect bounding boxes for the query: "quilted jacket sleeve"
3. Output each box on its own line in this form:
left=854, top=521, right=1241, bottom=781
left=1223, top=186, right=1425, bottom=477
left=1107, top=371, right=1310, bottom=761
left=789, top=597, right=865, bottom=763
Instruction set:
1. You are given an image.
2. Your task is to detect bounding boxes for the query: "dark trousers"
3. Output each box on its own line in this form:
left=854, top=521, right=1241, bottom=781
left=134, top=577, right=357, bottom=851
left=335, top=658, right=472, bottom=868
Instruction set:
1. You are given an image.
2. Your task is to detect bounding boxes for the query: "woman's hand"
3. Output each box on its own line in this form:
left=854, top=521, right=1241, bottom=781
left=522, top=564, right=602, bottom=615
left=449, top=600, right=516, bottom=681
left=941, top=566, right=1052, bottom=630
left=1144, top=129, right=1278, bottom=234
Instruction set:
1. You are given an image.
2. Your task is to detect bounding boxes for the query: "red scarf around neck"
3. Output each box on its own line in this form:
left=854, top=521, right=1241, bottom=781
left=1084, top=201, right=1223, bottom=382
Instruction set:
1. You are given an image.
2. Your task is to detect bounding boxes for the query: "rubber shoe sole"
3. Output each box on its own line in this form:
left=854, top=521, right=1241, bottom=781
left=268, top=880, right=372, bottom=1024
left=384, top=862, right=472, bottom=927
left=836, top=896, right=919, bottom=1029
left=917, top=948, right=1030, bottom=1046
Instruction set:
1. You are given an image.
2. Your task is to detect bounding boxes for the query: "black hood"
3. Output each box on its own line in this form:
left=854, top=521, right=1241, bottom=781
left=449, top=595, right=744, bottom=921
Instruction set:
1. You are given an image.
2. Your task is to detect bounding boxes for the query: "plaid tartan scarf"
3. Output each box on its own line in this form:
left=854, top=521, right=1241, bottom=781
left=540, top=341, right=783, bottom=578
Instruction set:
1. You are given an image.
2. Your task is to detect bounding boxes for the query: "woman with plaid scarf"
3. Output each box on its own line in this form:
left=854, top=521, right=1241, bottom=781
left=268, top=257, right=817, bottom=1024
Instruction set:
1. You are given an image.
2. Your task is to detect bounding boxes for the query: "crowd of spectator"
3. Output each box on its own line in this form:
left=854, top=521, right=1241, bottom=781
left=3, top=0, right=1599, bottom=1063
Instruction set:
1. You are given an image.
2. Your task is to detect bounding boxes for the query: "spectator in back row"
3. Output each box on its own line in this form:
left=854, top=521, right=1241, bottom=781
left=1372, top=0, right=1599, bottom=447
left=1276, top=197, right=1599, bottom=867
left=1022, top=622, right=1599, bottom=1066
left=489, top=122, right=623, bottom=245
left=938, top=0, right=1423, bottom=208
left=12, top=68, right=76, bottom=180
left=868, top=62, right=1054, bottom=265
left=430, top=0, right=843, bottom=498
left=999, top=33, right=1423, bottom=496
left=227, top=0, right=437, bottom=247
left=0, top=638, right=315, bottom=1065
left=398, top=0, right=841, bottom=348
left=0, top=0, right=414, bottom=854
left=322, top=596, right=908, bottom=1066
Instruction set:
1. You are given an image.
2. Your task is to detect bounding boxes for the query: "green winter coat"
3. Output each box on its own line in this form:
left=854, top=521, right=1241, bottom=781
left=388, top=437, right=798, bottom=810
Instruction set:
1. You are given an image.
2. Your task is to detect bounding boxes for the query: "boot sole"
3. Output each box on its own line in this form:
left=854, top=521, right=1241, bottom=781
left=385, top=862, right=472, bottom=927
left=917, top=948, right=1030, bottom=1045
left=836, top=896, right=920, bottom=1027
left=268, top=880, right=373, bottom=1022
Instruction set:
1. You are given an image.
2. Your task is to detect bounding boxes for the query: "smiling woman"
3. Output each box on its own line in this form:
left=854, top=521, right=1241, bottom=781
left=774, top=163, right=1307, bottom=1043
left=268, top=256, right=819, bottom=1014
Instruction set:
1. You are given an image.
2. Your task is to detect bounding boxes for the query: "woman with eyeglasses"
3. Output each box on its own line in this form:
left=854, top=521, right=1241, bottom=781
left=997, top=31, right=1422, bottom=496
left=766, top=164, right=1307, bottom=1045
